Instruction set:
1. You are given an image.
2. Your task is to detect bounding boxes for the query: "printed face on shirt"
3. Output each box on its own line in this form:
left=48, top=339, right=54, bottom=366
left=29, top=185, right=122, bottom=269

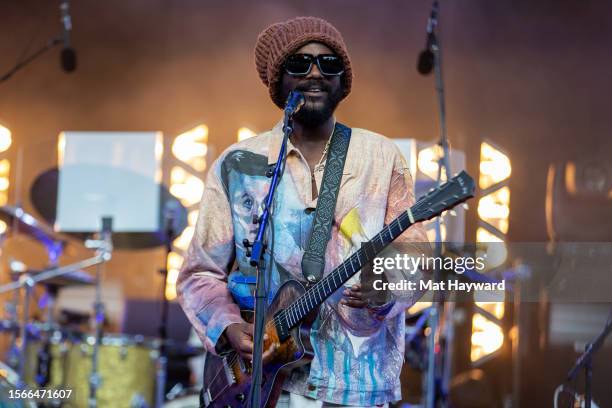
left=221, top=150, right=271, bottom=252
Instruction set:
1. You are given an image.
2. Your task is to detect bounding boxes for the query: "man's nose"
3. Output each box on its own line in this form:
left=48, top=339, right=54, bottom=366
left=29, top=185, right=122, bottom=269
left=306, top=61, right=323, bottom=79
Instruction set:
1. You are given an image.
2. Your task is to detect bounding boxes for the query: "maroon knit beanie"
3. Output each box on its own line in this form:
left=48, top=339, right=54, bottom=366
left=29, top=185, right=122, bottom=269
left=254, top=16, right=353, bottom=109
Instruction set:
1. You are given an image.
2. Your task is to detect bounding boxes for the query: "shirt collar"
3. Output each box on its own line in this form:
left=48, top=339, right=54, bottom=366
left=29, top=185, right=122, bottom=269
left=266, top=117, right=338, bottom=166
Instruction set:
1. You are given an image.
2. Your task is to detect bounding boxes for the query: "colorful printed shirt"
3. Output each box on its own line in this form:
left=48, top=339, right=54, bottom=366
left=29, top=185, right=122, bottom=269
left=177, top=120, right=429, bottom=406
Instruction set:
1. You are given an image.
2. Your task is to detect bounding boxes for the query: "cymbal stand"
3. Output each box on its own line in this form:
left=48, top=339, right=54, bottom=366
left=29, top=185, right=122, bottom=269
left=155, top=208, right=177, bottom=408
left=86, top=217, right=113, bottom=408
left=0, top=253, right=112, bottom=390
left=16, top=274, right=34, bottom=384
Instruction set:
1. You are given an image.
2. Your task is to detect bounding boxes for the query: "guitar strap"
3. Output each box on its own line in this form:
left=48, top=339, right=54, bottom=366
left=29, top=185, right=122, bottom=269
left=301, top=122, right=351, bottom=283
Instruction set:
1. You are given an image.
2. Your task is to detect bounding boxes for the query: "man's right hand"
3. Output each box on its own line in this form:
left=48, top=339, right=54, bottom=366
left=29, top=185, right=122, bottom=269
left=225, top=322, right=255, bottom=361
left=225, top=322, right=278, bottom=363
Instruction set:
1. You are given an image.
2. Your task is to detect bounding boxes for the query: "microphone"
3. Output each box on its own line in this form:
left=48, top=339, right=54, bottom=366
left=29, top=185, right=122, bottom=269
left=284, top=90, right=305, bottom=116
left=417, top=1, right=439, bottom=75
left=59, top=0, right=77, bottom=72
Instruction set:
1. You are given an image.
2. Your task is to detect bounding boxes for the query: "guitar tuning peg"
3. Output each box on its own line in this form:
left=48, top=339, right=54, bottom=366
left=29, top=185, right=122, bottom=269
left=449, top=210, right=457, bottom=217
left=462, top=203, right=469, bottom=210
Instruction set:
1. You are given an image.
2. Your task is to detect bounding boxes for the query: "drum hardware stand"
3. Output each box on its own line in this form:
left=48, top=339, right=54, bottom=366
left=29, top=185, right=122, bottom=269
left=565, top=309, right=612, bottom=408
left=155, top=209, right=177, bottom=408
left=418, top=1, right=453, bottom=407
left=85, top=216, right=113, bottom=408
left=0, top=241, right=112, bottom=390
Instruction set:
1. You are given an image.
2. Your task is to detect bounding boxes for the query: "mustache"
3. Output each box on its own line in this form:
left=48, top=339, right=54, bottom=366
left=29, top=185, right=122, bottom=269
left=295, top=80, right=331, bottom=93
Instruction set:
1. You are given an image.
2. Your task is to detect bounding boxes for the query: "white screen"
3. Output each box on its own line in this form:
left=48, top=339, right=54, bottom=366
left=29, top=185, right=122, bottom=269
left=56, top=131, right=162, bottom=233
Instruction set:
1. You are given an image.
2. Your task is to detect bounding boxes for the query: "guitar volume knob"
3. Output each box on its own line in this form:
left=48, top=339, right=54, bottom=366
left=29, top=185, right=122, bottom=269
left=236, top=393, right=245, bottom=402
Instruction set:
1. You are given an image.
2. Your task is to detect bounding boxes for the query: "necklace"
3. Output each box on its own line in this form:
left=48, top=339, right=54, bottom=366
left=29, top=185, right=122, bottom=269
left=314, top=122, right=336, bottom=172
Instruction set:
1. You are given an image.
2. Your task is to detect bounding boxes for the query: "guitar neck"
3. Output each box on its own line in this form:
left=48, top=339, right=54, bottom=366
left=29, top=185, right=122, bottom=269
left=278, top=208, right=416, bottom=331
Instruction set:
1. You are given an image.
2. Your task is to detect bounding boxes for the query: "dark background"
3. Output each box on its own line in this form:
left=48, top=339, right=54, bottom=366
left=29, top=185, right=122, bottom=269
left=1, top=1, right=610, bottom=406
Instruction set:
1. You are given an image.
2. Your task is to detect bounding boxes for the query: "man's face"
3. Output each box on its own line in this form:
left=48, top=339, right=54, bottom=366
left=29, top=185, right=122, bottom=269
left=279, top=42, right=344, bottom=128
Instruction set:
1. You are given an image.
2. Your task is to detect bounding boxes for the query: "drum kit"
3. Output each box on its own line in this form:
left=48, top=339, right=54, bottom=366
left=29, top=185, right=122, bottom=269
left=0, top=172, right=203, bottom=407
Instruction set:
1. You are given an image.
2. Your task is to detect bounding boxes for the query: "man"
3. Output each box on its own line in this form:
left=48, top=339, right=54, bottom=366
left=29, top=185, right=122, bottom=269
left=178, top=16, right=429, bottom=407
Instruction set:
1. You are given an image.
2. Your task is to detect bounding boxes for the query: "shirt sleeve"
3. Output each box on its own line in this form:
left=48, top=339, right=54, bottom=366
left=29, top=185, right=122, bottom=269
left=176, top=156, right=244, bottom=355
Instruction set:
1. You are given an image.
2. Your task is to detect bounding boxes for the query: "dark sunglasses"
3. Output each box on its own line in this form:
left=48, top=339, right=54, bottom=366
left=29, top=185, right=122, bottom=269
left=284, top=53, right=344, bottom=76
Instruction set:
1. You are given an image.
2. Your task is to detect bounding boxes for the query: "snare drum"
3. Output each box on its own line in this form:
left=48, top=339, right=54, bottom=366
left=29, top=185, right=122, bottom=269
left=62, top=334, right=159, bottom=408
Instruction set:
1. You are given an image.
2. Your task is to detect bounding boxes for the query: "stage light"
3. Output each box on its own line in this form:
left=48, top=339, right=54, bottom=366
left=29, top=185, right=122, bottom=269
left=479, top=142, right=511, bottom=190
left=237, top=127, right=256, bottom=142
left=470, top=313, right=504, bottom=363
left=173, top=225, right=195, bottom=251
left=477, top=186, right=510, bottom=234
left=418, top=144, right=446, bottom=181
left=172, top=125, right=208, bottom=172
left=188, top=210, right=198, bottom=226
left=165, top=268, right=180, bottom=301
left=167, top=251, right=183, bottom=271
left=169, top=177, right=204, bottom=208
left=57, top=132, right=66, bottom=166
left=0, top=124, right=12, bottom=153
left=0, top=220, right=7, bottom=234
left=475, top=300, right=504, bottom=320
left=476, top=227, right=507, bottom=270
left=0, top=125, right=10, bottom=206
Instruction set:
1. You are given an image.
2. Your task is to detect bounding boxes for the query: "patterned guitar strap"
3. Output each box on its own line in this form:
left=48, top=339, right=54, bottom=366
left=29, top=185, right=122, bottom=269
left=301, top=122, right=352, bottom=283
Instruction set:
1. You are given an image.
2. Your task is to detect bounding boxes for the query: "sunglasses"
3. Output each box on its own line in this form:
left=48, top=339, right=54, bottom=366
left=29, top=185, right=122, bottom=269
left=284, top=53, right=345, bottom=76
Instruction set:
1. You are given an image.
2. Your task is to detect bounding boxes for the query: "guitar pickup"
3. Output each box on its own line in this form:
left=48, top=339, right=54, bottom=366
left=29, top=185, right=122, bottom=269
left=273, top=311, right=290, bottom=342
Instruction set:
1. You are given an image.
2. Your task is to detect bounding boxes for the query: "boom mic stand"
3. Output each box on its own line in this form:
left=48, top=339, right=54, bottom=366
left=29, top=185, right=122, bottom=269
left=246, top=91, right=304, bottom=408
left=418, top=1, right=453, bottom=407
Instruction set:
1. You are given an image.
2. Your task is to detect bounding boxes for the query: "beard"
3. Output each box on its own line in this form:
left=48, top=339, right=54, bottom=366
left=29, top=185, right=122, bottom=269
left=284, top=80, right=344, bottom=128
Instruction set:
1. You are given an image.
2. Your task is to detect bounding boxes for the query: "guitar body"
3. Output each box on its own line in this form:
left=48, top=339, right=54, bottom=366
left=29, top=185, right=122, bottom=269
left=202, top=280, right=316, bottom=408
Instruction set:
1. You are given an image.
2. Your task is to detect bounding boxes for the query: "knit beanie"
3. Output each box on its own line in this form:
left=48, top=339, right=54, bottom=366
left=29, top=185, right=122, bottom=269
left=254, top=16, right=353, bottom=109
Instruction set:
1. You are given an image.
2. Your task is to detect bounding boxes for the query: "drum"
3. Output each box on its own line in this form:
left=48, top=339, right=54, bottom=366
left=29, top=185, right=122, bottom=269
left=0, top=360, right=38, bottom=408
left=24, top=329, right=72, bottom=389
left=61, top=334, right=159, bottom=408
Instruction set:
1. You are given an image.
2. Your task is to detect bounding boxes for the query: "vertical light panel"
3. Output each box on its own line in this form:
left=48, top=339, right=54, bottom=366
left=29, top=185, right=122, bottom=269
left=166, top=124, right=209, bottom=300
left=0, top=123, right=11, bottom=215
left=471, top=141, right=511, bottom=364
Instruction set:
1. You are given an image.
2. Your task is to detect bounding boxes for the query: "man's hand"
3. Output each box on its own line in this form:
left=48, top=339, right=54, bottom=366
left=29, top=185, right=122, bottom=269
left=224, top=322, right=278, bottom=363
left=340, top=283, right=367, bottom=308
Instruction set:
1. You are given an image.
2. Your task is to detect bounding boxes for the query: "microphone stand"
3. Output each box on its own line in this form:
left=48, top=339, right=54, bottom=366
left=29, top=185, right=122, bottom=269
left=566, top=311, right=612, bottom=408
left=421, top=1, right=453, bottom=407
left=246, top=106, right=295, bottom=408
left=155, top=213, right=175, bottom=408
left=0, top=37, right=62, bottom=83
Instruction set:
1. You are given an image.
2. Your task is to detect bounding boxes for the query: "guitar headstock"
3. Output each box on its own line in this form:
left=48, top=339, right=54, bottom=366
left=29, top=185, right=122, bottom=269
left=412, top=170, right=475, bottom=222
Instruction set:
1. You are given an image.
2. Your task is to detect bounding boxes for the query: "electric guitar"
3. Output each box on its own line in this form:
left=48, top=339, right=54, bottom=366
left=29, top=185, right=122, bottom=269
left=201, top=170, right=475, bottom=408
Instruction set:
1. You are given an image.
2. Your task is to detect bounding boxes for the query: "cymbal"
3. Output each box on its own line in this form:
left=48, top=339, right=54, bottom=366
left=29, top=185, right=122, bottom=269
left=30, top=168, right=188, bottom=249
left=0, top=205, right=65, bottom=250
left=11, top=268, right=94, bottom=288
